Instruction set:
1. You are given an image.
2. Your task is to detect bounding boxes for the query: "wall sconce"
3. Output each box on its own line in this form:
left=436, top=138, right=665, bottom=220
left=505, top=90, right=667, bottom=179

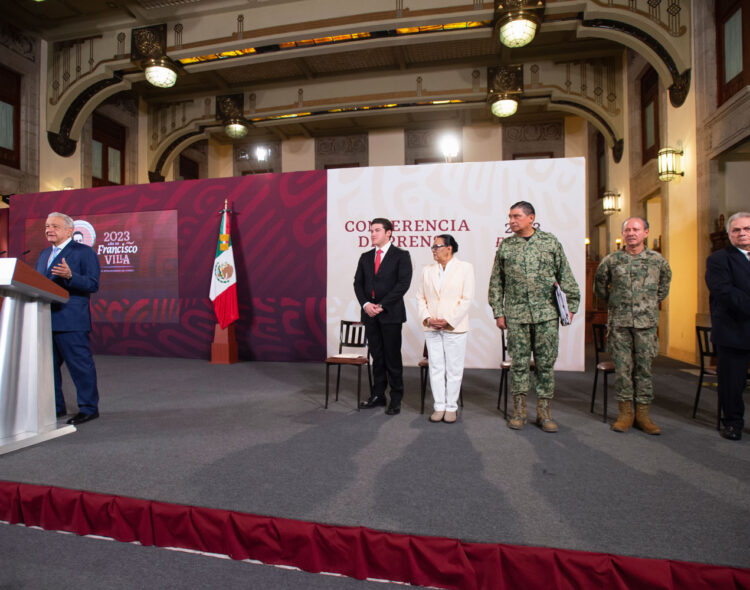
left=487, top=65, right=523, bottom=118
left=255, top=146, right=270, bottom=162
left=602, top=191, right=622, bottom=216
left=615, top=237, right=622, bottom=249
left=439, top=134, right=460, bottom=162
left=495, top=0, right=545, bottom=48
left=657, top=147, right=684, bottom=181
left=216, top=94, right=249, bottom=139
left=131, top=24, right=179, bottom=88
left=61, top=177, right=74, bottom=191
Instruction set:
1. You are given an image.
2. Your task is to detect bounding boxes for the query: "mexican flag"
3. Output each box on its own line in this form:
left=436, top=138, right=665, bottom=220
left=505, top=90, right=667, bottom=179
left=209, top=207, right=240, bottom=329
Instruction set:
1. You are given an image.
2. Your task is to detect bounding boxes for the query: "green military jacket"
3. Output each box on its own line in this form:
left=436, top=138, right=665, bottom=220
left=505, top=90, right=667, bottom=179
left=488, top=230, right=581, bottom=323
left=593, top=248, right=672, bottom=328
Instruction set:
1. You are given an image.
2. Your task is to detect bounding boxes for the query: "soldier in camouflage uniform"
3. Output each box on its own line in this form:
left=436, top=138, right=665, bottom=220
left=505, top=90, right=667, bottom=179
left=488, top=201, right=580, bottom=432
left=594, top=217, right=671, bottom=434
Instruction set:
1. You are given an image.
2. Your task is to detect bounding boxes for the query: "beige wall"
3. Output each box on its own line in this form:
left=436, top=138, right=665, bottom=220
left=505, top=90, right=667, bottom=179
left=281, top=137, right=315, bottom=173
left=369, top=129, right=405, bottom=167
left=664, top=84, right=698, bottom=364
left=207, top=139, right=234, bottom=179
left=462, top=124, right=501, bottom=162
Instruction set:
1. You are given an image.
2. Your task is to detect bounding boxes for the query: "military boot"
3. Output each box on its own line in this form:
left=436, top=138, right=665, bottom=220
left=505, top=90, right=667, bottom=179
left=635, top=403, right=661, bottom=435
left=611, top=401, right=634, bottom=432
left=508, top=395, right=527, bottom=430
left=536, top=398, right=558, bottom=433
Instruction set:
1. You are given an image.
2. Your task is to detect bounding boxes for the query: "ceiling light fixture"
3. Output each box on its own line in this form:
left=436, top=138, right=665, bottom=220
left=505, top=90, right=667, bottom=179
left=131, top=24, right=179, bottom=89
left=143, top=57, right=178, bottom=88
left=487, top=64, right=523, bottom=118
left=216, top=94, right=249, bottom=140
left=495, top=0, right=545, bottom=48
left=224, top=119, right=249, bottom=139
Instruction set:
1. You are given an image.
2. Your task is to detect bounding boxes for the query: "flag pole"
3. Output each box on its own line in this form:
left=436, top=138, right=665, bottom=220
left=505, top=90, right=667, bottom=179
left=210, top=199, right=239, bottom=364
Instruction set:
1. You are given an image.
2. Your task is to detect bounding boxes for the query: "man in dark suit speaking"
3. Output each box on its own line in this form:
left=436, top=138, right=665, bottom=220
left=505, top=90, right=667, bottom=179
left=705, top=211, right=750, bottom=441
left=354, top=218, right=412, bottom=415
left=35, top=212, right=101, bottom=425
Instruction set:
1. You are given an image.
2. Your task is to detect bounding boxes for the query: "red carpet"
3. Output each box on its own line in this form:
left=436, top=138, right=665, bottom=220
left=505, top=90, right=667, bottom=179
left=1, top=480, right=748, bottom=589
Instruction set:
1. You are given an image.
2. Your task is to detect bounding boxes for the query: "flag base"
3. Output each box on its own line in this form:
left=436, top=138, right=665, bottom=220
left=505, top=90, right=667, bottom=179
left=210, top=323, right=239, bottom=364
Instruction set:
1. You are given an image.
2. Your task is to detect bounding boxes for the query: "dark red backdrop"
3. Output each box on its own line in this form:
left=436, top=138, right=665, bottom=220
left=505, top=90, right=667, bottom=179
left=8, top=172, right=327, bottom=361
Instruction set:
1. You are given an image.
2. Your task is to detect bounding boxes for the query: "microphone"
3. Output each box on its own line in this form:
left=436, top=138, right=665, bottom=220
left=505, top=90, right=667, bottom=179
left=0, top=250, right=6, bottom=256
left=21, top=249, right=31, bottom=257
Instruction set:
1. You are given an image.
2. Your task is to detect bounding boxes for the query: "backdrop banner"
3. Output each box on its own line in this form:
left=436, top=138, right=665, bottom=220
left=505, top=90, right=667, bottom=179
left=327, top=158, right=586, bottom=370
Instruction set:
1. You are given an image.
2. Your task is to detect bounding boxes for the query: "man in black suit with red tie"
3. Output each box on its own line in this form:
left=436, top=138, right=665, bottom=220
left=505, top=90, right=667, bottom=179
left=705, top=211, right=750, bottom=441
left=354, top=218, right=413, bottom=415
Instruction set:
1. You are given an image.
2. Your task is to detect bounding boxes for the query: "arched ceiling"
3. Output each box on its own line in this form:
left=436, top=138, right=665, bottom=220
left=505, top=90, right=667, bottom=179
left=5, top=0, right=692, bottom=177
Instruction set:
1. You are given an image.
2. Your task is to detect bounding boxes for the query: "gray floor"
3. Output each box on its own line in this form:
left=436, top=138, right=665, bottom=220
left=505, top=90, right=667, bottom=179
left=1, top=352, right=748, bottom=588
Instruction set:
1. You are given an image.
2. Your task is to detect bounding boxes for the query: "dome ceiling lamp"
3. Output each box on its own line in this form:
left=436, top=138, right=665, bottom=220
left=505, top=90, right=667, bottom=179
left=131, top=24, right=179, bottom=89
left=487, top=65, right=523, bottom=118
left=495, top=0, right=545, bottom=49
left=216, top=93, right=249, bottom=139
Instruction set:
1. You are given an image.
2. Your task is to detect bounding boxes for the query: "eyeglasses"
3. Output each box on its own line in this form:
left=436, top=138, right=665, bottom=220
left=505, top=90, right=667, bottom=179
left=430, top=244, right=449, bottom=251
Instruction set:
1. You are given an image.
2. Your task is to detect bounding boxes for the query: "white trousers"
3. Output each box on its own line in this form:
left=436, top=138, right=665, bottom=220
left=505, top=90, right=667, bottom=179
left=425, top=330, right=468, bottom=412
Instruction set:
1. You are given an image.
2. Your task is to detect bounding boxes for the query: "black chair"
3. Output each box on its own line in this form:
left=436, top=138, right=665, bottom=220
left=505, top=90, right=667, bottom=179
left=693, top=326, right=721, bottom=430
left=324, top=320, right=372, bottom=410
left=419, top=341, right=463, bottom=414
left=590, top=323, right=615, bottom=422
left=497, top=328, right=534, bottom=418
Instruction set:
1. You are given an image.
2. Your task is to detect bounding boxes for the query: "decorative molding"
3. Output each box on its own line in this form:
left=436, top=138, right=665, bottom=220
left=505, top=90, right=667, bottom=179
left=316, top=135, right=368, bottom=155
left=48, top=73, right=125, bottom=157
left=131, top=24, right=168, bottom=63
left=503, top=121, right=562, bottom=143
left=152, top=129, right=207, bottom=180
left=589, top=0, right=687, bottom=37
left=581, top=18, right=690, bottom=107
left=550, top=99, right=623, bottom=162
left=0, top=22, right=36, bottom=63
left=702, top=87, right=750, bottom=161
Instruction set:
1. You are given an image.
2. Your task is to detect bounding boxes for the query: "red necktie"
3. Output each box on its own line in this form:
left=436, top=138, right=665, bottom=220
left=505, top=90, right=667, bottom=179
left=372, top=249, right=383, bottom=298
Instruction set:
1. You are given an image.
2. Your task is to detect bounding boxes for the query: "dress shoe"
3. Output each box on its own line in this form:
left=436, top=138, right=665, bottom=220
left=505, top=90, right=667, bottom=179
left=429, top=411, right=445, bottom=423
left=66, top=411, right=99, bottom=425
left=56, top=411, right=67, bottom=419
left=385, top=405, right=401, bottom=415
left=720, top=425, right=742, bottom=441
left=443, top=411, right=457, bottom=424
left=360, top=396, right=387, bottom=409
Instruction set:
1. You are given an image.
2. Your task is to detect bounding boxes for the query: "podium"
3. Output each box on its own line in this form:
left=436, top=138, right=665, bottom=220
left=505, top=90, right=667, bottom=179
left=0, top=258, right=76, bottom=454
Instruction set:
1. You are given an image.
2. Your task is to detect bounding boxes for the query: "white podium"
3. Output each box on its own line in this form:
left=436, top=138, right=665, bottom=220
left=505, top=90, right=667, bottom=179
left=0, top=258, right=76, bottom=454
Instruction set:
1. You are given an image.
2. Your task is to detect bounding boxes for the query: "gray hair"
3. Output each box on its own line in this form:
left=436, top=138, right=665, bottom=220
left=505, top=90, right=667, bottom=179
left=47, top=212, right=74, bottom=228
left=621, top=217, right=649, bottom=232
left=726, top=212, right=750, bottom=233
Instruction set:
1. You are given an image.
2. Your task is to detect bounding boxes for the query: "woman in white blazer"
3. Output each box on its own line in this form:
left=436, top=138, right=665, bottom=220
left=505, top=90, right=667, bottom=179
left=416, top=234, right=475, bottom=423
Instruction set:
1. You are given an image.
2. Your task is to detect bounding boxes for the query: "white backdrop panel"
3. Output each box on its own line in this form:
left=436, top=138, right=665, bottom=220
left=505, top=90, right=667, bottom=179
left=327, top=158, right=586, bottom=371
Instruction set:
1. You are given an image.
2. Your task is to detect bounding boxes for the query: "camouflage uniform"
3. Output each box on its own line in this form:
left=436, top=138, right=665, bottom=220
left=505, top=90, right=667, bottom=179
left=488, top=230, right=581, bottom=399
left=594, top=248, right=671, bottom=404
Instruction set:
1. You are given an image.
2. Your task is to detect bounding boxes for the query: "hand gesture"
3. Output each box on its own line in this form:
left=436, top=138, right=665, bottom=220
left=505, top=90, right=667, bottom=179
left=51, top=257, right=73, bottom=280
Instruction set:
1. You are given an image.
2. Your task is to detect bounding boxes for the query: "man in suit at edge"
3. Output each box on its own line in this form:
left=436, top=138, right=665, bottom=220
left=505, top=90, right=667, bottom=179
left=35, top=212, right=101, bottom=425
left=705, top=211, right=750, bottom=441
left=354, top=218, right=413, bottom=415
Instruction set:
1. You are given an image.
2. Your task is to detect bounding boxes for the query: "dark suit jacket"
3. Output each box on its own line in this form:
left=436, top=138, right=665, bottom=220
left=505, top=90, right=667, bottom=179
left=353, top=245, right=412, bottom=324
left=36, top=241, right=100, bottom=332
left=705, top=246, right=750, bottom=350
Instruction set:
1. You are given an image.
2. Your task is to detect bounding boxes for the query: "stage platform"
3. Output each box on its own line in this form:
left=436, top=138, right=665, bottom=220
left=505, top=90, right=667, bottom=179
left=1, top=352, right=748, bottom=588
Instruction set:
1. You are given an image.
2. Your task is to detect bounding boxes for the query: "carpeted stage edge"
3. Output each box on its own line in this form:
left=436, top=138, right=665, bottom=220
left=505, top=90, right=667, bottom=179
left=2, top=481, right=748, bottom=590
